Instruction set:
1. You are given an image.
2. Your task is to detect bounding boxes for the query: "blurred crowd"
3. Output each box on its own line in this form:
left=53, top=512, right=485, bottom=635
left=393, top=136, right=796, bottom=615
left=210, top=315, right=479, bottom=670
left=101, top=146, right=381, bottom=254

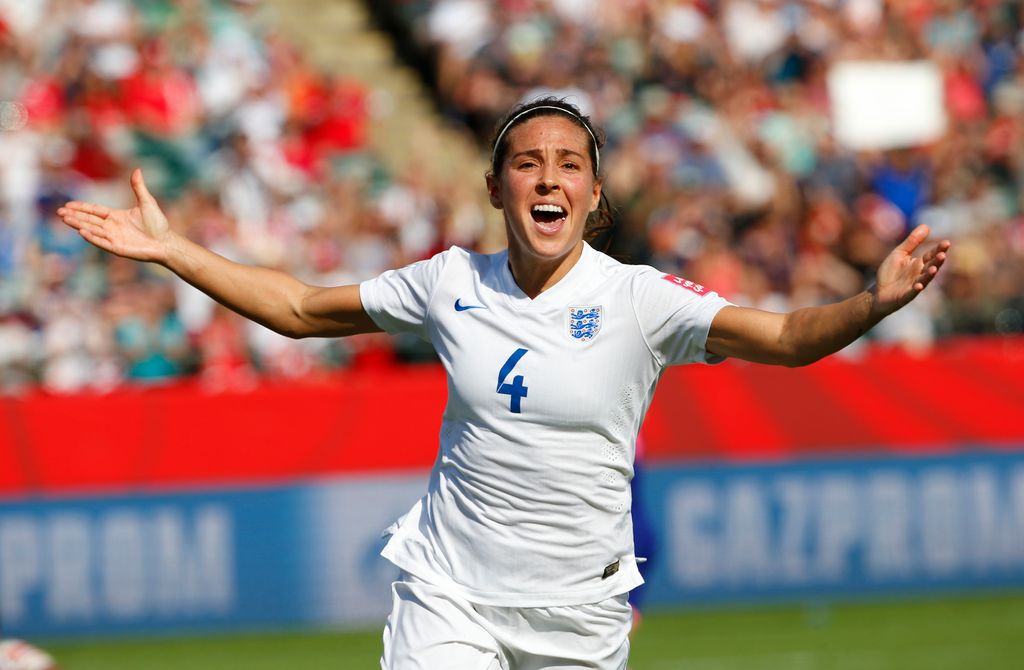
left=403, top=0, right=1024, bottom=343
left=1, top=0, right=1023, bottom=394
left=0, top=0, right=489, bottom=393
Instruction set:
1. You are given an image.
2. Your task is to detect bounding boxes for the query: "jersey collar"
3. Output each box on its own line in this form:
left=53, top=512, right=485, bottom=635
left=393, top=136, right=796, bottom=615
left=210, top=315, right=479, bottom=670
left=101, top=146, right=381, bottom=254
left=497, top=242, right=598, bottom=310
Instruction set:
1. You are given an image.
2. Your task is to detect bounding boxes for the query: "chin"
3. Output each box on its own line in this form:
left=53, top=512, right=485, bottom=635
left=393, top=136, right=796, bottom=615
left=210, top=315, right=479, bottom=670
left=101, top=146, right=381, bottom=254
left=530, top=221, right=584, bottom=252
left=506, top=213, right=585, bottom=263
left=526, top=236, right=580, bottom=261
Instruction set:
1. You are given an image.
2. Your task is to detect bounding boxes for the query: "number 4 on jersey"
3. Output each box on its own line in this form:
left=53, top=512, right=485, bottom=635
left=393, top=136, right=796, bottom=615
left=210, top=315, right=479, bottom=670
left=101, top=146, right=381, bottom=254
left=497, top=348, right=529, bottom=413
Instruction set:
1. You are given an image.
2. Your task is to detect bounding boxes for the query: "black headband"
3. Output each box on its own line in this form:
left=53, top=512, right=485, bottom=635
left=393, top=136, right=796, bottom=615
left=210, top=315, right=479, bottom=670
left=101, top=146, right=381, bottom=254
left=491, top=105, right=600, bottom=173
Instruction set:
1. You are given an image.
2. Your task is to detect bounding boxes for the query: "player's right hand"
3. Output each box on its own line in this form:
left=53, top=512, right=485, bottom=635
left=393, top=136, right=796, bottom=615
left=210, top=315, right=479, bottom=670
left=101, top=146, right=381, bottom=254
left=57, top=168, right=174, bottom=264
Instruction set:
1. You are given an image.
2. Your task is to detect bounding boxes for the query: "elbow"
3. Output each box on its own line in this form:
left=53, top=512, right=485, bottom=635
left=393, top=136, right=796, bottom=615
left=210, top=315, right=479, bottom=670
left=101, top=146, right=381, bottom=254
left=266, top=317, right=311, bottom=340
left=277, top=324, right=311, bottom=340
left=282, top=298, right=315, bottom=339
left=783, top=353, right=821, bottom=368
left=785, top=344, right=832, bottom=367
left=775, top=340, right=824, bottom=368
left=775, top=318, right=823, bottom=367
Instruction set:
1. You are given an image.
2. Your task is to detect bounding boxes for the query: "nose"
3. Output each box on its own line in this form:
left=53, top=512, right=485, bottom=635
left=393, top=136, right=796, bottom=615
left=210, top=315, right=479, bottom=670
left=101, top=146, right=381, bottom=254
left=537, top=168, right=560, bottom=193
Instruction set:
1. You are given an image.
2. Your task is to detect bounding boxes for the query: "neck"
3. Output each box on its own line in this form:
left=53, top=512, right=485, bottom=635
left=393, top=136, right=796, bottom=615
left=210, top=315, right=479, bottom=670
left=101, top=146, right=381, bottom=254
left=507, top=241, right=585, bottom=299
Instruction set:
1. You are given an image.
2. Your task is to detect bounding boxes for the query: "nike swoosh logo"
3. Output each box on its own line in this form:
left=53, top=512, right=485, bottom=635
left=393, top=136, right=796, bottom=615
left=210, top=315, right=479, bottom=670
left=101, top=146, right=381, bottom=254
left=454, top=299, right=487, bottom=312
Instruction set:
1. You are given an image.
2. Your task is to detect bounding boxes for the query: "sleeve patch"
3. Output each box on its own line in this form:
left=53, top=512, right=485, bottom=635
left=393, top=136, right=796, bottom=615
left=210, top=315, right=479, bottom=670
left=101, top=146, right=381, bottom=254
left=662, top=274, right=708, bottom=295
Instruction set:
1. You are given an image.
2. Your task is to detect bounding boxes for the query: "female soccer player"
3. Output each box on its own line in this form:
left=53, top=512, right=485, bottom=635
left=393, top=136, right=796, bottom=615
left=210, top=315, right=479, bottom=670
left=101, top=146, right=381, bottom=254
left=58, top=98, right=950, bottom=670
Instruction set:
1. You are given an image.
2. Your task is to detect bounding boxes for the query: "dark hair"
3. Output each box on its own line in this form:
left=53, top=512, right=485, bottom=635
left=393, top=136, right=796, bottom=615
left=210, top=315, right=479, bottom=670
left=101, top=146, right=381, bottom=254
left=488, top=97, right=615, bottom=243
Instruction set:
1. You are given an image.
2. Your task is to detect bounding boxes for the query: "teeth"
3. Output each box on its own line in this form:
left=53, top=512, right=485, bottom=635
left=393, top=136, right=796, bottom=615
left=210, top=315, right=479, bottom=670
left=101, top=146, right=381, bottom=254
left=532, top=204, right=566, bottom=214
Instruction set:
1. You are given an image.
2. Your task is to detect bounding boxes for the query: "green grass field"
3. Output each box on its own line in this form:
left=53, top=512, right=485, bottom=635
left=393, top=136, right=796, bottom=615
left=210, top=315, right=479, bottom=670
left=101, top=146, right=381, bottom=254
left=42, top=593, right=1024, bottom=669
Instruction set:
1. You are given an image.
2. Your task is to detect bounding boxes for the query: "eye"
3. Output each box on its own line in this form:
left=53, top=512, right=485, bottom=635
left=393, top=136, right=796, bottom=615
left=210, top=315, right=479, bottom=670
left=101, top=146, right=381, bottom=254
left=562, top=161, right=580, bottom=171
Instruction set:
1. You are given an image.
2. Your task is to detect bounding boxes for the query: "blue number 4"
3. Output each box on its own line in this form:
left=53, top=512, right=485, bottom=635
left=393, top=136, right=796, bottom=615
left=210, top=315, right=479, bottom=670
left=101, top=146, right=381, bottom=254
left=497, top=348, right=529, bottom=413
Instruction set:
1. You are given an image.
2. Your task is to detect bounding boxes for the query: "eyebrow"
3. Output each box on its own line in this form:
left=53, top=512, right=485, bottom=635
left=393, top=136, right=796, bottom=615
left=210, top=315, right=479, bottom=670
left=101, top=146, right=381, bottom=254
left=510, top=148, right=588, bottom=162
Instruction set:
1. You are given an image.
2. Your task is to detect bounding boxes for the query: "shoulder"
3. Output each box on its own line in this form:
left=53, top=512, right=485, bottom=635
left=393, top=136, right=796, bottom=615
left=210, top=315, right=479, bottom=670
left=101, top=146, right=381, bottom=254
left=573, top=247, right=687, bottom=303
left=582, top=246, right=683, bottom=285
left=439, top=245, right=509, bottom=280
left=625, top=262, right=731, bottom=327
left=396, top=245, right=473, bottom=277
left=625, top=262, right=715, bottom=301
left=579, top=244, right=642, bottom=283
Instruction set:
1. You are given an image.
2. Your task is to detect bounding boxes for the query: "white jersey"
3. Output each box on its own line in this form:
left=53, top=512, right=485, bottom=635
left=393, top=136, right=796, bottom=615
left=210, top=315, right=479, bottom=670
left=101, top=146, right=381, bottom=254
left=359, top=242, right=731, bottom=607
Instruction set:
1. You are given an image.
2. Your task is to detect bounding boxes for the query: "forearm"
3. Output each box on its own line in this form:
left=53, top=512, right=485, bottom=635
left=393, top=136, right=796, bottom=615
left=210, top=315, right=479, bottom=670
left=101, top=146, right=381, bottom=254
left=709, top=224, right=950, bottom=366
left=162, top=232, right=315, bottom=337
left=778, top=289, right=885, bottom=366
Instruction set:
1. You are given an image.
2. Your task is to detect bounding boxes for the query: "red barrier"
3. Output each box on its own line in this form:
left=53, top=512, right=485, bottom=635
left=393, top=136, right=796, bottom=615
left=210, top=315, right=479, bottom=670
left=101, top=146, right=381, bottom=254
left=643, top=336, right=1024, bottom=462
left=2, top=337, right=1022, bottom=495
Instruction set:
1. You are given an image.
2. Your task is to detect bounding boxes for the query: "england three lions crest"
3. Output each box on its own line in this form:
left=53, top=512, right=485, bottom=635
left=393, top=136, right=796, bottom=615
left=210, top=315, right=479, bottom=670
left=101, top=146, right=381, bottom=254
left=568, top=305, right=602, bottom=341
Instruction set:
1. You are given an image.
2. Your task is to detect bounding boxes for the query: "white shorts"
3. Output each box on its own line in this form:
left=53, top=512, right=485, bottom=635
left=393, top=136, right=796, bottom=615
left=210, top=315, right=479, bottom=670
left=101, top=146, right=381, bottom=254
left=381, top=572, right=633, bottom=670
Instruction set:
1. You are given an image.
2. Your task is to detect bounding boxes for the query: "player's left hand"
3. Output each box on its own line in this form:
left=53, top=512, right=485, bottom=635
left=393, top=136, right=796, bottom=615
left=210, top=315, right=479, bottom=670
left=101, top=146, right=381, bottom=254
left=871, top=224, right=951, bottom=317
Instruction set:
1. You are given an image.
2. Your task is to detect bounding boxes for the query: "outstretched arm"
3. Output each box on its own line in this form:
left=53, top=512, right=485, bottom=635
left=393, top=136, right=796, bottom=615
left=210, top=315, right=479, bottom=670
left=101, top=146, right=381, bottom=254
left=706, top=224, right=951, bottom=366
left=58, top=169, right=381, bottom=338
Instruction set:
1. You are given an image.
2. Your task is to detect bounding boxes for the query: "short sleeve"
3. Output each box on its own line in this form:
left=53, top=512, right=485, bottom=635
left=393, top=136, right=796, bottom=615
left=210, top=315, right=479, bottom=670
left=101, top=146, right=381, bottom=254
left=631, top=268, right=732, bottom=367
left=359, top=249, right=453, bottom=339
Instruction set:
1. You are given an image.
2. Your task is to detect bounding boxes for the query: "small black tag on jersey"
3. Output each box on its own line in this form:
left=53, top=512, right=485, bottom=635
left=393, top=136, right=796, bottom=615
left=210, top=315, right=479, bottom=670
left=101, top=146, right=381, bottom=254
left=602, top=560, right=620, bottom=580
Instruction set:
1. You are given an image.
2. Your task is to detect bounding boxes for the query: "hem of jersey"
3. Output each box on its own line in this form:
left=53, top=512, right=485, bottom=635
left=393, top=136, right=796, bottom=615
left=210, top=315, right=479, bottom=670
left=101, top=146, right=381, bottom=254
left=381, top=541, right=644, bottom=608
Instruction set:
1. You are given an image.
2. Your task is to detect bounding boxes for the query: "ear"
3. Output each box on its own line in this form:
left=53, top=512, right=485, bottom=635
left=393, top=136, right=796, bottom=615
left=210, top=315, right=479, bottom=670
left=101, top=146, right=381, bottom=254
left=485, top=172, right=503, bottom=210
left=589, top=178, right=603, bottom=213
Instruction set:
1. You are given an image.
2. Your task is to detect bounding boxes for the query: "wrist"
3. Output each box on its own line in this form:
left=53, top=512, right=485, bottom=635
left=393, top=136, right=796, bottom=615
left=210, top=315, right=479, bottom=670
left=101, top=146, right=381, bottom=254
left=159, top=230, right=188, bottom=270
left=866, top=284, right=894, bottom=322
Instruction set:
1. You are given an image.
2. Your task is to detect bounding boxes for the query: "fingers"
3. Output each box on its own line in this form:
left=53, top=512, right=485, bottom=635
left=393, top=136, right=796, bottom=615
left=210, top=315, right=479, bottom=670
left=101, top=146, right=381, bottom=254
left=918, top=264, right=938, bottom=286
left=55, top=205, right=113, bottom=250
left=895, top=227, right=951, bottom=298
left=912, top=248, right=949, bottom=292
left=56, top=208, right=82, bottom=230
left=896, top=223, right=930, bottom=255
left=59, top=200, right=111, bottom=218
left=78, top=221, right=109, bottom=245
left=920, top=239, right=951, bottom=276
left=57, top=207, right=108, bottom=230
left=73, top=216, right=114, bottom=252
left=130, top=168, right=157, bottom=206
left=920, top=239, right=952, bottom=265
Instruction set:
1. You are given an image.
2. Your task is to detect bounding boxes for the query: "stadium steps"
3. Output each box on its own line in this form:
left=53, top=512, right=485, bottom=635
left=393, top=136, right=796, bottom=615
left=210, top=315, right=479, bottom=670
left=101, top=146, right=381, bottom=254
left=260, top=0, right=488, bottom=189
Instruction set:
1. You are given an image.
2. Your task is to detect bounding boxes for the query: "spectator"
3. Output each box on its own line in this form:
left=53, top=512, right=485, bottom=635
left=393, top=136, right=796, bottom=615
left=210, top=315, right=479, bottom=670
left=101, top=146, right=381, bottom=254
left=2, top=0, right=1023, bottom=393
left=386, top=0, right=1021, bottom=350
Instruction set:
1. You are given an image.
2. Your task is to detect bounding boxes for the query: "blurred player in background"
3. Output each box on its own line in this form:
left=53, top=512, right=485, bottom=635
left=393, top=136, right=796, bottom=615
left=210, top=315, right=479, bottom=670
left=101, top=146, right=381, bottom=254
left=58, top=98, right=949, bottom=670
left=0, top=638, right=59, bottom=670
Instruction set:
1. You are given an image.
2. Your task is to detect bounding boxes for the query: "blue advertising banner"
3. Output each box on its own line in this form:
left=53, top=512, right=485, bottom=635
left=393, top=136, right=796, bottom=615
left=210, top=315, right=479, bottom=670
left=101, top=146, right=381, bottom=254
left=638, top=451, right=1024, bottom=605
left=4, top=452, right=1024, bottom=638
left=0, top=477, right=425, bottom=638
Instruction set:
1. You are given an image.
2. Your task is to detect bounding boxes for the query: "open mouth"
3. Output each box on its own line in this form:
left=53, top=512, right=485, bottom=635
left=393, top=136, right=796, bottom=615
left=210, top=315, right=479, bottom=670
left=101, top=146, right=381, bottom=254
left=531, top=204, right=567, bottom=231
